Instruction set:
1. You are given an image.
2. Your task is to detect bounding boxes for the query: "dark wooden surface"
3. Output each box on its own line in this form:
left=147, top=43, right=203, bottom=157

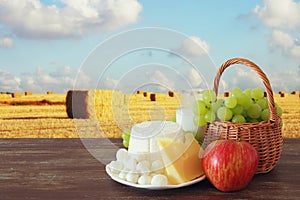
left=0, top=138, right=299, bottom=200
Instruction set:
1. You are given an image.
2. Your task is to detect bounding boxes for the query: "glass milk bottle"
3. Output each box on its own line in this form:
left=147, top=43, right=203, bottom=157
left=176, top=91, right=199, bottom=133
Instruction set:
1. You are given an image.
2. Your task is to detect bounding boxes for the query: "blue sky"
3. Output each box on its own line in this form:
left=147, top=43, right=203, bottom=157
left=0, top=0, right=299, bottom=94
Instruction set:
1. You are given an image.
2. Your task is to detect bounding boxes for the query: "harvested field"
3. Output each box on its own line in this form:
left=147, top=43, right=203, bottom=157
left=0, top=91, right=299, bottom=138
left=273, top=93, right=300, bottom=138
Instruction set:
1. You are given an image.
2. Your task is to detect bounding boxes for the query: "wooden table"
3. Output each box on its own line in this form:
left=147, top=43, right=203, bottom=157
left=0, top=138, right=299, bottom=200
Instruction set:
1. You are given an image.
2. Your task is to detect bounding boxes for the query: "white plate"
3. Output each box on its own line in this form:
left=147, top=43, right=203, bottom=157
left=105, top=165, right=206, bottom=190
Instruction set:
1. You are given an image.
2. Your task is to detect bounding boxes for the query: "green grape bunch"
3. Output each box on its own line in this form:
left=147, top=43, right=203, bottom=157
left=121, top=130, right=131, bottom=148
left=193, top=88, right=283, bottom=127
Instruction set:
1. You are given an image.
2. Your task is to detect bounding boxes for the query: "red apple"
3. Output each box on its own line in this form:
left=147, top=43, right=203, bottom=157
left=202, top=140, right=258, bottom=192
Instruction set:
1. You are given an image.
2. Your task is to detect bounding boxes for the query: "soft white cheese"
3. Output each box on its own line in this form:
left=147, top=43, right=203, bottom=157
left=128, top=120, right=184, bottom=154
left=108, top=121, right=189, bottom=186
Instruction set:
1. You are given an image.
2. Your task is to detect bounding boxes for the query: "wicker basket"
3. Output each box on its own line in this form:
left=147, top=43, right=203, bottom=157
left=203, top=58, right=283, bottom=174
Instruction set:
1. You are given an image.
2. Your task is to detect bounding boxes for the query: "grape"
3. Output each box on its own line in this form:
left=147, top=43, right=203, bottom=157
left=122, top=130, right=130, bottom=141
left=123, top=139, right=129, bottom=148
left=122, top=130, right=131, bottom=148
left=276, top=105, right=283, bottom=117
left=256, top=98, right=268, bottom=110
left=169, top=116, right=176, bottom=122
left=244, top=88, right=252, bottom=98
left=251, top=88, right=264, bottom=100
left=193, top=100, right=207, bottom=116
left=236, top=93, right=252, bottom=109
left=193, top=87, right=281, bottom=124
left=232, top=114, right=246, bottom=123
left=193, top=115, right=206, bottom=126
left=217, top=106, right=233, bottom=121
left=242, top=110, right=248, bottom=118
left=261, top=108, right=269, bottom=121
left=247, top=118, right=259, bottom=123
left=232, top=104, right=244, bottom=115
left=202, top=90, right=217, bottom=105
left=211, top=99, right=224, bottom=113
left=246, top=103, right=262, bottom=119
left=224, top=96, right=237, bottom=108
left=204, top=110, right=216, bottom=123
left=231, top=88, right=243, bottom=97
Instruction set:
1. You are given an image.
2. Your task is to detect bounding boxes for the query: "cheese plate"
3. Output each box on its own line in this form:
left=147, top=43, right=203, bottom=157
left=105, top=165, right=206, bottom=190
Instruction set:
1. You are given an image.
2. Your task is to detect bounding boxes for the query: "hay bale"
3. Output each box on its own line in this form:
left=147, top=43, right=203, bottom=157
left=12, top=92, right=22, bottom=98
left=25, top=91, right=33, bottom=96
left=264, top=91, right=267, bottom=97
left=291, top=91, right=299, bottom=95
left=279, top=91, right=285, bottom=97
left=66, top=90, right=95, bottom=119
left=224, top=92, right=230, bottom=97
left=0, top=93, right=11, bottom=99
left=111, top=90, right=124, bottom=106
left=47, top=91, right=54, bottom=94
left=137, top=90, right=143, bottom=94
left=129, top=94, right=138, bottom=103
left=150, top=93, right=156, bottom=101
left=168, top=91, right=174, bottom=97
left=143, top=92, right=147, bottom=97
left=155, top=93, right=168, bottom=101
left=94, top=89, right=114, bottom=106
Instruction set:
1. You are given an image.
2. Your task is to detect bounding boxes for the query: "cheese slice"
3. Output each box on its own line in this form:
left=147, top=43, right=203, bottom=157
left=157, top=133, right=203, bottom=184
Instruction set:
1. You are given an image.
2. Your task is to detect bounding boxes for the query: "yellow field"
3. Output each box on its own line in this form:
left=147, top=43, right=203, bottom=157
left=0, top=91, right=299, bottom=138
left=273, top=92, right=300, bottom=138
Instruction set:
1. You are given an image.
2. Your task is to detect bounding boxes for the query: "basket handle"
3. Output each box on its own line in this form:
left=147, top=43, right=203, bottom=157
left=214, top=58, right=278, bottom=121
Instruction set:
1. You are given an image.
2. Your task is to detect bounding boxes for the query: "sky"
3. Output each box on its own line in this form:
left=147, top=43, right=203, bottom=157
left=0, top=0, right=299, bottom=94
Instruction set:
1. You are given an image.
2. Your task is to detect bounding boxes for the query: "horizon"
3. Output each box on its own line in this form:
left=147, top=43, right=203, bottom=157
left=1, top=88, right=299, bottom=96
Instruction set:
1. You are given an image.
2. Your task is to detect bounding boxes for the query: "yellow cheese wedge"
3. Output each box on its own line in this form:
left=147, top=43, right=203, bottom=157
left=157, top=133, right=203, bottom=184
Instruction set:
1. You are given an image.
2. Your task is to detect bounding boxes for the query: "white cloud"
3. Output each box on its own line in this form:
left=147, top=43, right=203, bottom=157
left=0, top=0, right=142, bottom=39
left=253, top=0, right=300, bottom=58
left=270, top=30, right=300, bottom=58
left=149, top=70, right=176, bottom=92
left=177, top=36, right=210, bottom=57
left=0, top=70, right=21, bottom=92
left=102, top=77, right=119, bottom=90
left=219, top=66, right=300, bottom=93
left=188, top=68, right=203, bottom=87
left=0, top=36, right=13, bottom=48
left=269, top=66, right=300, bottom=92
left=0, top=66, right=91, bottom=93
left=253, top=0, right=300, bottom=30
left=290, top=45, right=300, bottom=58
left=100, top=68, right=178, bottom=93
left=270, top=30, right=294, bottom=49
left=220, top=68, right=262, bottom=91
left=73, top=70, right=92, bottom=89
left=20, top=73, right=43, bottom=92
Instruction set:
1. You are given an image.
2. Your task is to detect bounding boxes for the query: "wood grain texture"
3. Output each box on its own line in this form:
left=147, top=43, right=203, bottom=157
left=0, top=138, right=299, bottom=200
